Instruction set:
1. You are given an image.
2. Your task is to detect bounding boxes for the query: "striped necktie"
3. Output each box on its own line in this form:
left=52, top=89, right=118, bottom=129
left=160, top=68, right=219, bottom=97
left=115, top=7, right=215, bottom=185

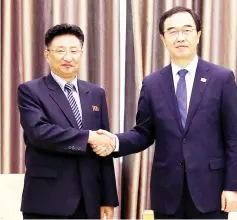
left=176, top=69, right=188, bottom=128
left=65, top=83, right=82, bottom=129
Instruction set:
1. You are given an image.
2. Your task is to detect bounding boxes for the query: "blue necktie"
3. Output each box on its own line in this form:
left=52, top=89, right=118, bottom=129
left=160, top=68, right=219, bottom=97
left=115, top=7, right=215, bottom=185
left=176, top=69, right=188, bottom=128
left=65, top=83, right=83, bottom=129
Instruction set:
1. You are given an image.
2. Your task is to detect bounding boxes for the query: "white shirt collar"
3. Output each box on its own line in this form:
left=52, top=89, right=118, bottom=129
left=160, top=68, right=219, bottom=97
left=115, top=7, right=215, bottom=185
left=51, top=71, right=79, bottom=92
left=171, top=55, right=199, bottom=77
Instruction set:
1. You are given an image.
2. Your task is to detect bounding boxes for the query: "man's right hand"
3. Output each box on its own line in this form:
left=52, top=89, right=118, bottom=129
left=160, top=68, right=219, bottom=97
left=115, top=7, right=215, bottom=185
left=88, top=130, right=116, bottom=157
left=88, top=130, right=116, bottom=156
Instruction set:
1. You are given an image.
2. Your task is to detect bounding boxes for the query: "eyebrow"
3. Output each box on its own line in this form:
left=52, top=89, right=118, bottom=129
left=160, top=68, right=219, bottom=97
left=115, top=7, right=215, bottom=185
left=166, top=24, right=194, bottom=31
left=54, top=46, right=79, bottom=48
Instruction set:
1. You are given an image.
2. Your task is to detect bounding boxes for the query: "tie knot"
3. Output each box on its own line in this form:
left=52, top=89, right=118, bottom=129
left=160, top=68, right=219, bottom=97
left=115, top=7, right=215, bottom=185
left=178, top=69, right=188, bottom=77
left=65, top=83, right=74, bottom=92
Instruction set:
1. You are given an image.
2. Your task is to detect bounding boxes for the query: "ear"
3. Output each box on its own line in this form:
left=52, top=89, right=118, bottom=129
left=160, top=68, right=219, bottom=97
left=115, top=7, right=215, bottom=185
left=80, top=44, right=84, bottom=56
left=197, top=31, right=201, bottom=44
left=44, top=49, right=50, bottom=63
left=160, top=34, right=166, bottom=46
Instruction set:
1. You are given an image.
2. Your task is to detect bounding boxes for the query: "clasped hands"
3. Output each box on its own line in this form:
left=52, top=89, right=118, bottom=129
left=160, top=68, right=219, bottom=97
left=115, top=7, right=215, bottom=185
left=222, top=190, right=237, bottom=212
left=88, top=130, right=116, bottom=157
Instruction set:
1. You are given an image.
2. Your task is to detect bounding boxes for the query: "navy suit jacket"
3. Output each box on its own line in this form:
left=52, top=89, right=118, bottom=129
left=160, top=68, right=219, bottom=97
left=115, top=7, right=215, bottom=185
left=17, top=74, right=118, bottom=218
left=115, top=59, right=237, bottom=214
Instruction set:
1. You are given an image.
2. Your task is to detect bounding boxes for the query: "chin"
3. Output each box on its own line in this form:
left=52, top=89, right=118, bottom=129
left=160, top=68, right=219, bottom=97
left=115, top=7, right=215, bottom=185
left=175, top=53, right=191, bottom=58
left=61, top=68, right=73, bottom=74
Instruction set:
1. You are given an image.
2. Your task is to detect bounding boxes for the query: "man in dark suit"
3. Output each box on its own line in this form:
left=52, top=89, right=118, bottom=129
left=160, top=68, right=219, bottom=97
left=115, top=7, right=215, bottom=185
left=17, top=24, right=118, bottom=219
left=92, top=6, right=237, bottom=219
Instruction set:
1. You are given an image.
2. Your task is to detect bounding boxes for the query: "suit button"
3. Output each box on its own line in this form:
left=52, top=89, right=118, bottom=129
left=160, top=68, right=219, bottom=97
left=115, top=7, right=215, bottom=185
left=183, top=139, right=187, bottom=144
left=180, top=160, right=185, bottom=166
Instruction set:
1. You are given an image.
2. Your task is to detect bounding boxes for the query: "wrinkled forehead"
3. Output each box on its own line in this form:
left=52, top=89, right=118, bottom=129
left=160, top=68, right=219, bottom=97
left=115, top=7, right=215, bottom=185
left=50, top=34, right=82, bottom=47
left=164, top=12, right=196, bottom=30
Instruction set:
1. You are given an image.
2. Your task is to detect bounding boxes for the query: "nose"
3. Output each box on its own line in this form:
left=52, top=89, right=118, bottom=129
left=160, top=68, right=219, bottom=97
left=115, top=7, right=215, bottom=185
left=176, top=31, right=185, bottom=42
left=63, top=51, right=73, bottom=62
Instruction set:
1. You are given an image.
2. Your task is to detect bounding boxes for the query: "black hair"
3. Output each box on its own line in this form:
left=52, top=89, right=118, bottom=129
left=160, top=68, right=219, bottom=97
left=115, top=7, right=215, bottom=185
left=159, top=6, right=201, bottom=35
left=45, top=23, right=84, bottom=47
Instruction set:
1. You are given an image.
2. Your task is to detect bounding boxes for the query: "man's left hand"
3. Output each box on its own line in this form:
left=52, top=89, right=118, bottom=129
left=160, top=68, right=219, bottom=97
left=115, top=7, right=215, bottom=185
left=221, top=190, right=237, bottom=212
left=100, top=206, right=114, bottom=219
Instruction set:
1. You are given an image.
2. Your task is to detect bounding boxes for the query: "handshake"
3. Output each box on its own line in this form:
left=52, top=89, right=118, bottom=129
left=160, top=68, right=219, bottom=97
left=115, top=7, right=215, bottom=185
left=88, top=130, right=116, bottom=157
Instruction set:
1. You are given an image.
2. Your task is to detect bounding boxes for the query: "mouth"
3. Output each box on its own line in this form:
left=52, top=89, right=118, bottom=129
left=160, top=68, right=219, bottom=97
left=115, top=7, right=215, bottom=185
left=176, top=45, right=188, bottom=49
left=61, top=64, right=74, bottom=68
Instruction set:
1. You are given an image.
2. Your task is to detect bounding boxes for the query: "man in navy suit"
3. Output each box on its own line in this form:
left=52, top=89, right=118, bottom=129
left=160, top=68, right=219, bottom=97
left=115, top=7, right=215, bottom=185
left=18, top=24, right=118, bottom=219
left=92, top=6, right=237, bottom=219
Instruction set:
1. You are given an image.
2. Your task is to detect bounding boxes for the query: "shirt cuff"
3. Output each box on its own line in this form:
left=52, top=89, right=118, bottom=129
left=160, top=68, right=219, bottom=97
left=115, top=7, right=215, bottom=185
left=114, top=136, right=119, bottom=152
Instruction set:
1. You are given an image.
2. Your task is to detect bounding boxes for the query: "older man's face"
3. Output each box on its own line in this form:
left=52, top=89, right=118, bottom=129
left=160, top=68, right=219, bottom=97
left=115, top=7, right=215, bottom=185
left=44, top=34, right=83, bottom=80
left=160, top=12, right=201, bottom=63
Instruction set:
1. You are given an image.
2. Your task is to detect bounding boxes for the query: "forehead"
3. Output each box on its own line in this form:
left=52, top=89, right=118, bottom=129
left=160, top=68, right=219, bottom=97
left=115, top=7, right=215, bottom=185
left=50, top=34, right=81, bottom=47
left=164, top=12, right=196, bottom=29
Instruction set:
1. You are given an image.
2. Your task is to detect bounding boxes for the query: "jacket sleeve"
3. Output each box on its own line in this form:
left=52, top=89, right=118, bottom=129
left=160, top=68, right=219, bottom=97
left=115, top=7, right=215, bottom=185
left=114, top=80, right=155, bottom=157
left=99, top=89, right=119, bottom=207
left=221, top=72, right=237, bottom=191
left=17, top=83, right=89, bottom=154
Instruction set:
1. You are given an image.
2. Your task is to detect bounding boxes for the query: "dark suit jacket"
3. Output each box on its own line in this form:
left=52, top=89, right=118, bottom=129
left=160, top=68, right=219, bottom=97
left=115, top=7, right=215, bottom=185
left=17, top=74, right=118, bottom=218
left=115, top=59, right=237, bottom=214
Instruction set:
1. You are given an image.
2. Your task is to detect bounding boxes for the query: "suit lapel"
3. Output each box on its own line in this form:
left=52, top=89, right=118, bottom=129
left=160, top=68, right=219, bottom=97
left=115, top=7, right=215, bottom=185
left=184, top=59, right=211, bottom=134
left=159, top=65, right=184, bottom=133
left=77, top=80, right=90, bottom=129
left=46, top=74, right=79, bottom=128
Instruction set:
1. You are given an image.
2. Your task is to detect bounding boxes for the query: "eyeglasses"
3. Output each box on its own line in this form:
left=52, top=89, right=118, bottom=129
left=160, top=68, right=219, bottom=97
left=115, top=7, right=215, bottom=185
left=164, top=27, right=196, bottom=38
left=47, top=47, right=82, bottom=56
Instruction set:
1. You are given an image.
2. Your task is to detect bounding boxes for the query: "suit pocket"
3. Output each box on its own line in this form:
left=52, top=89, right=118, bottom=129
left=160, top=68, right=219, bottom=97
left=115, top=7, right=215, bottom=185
left=28, top=166, right=57, bottom=178
left=92, top=111, right=101, bottom=118
left=209, top=158, right=224, bottom=170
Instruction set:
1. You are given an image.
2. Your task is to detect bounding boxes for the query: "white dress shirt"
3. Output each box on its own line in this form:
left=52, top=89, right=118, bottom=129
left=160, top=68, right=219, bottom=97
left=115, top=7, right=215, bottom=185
left=51, top=72, right=83, bottom=118
left=171, top=55, right=198, bottom=112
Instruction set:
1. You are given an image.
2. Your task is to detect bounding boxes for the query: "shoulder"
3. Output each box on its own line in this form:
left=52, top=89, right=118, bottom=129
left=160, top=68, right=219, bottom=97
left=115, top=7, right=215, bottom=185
left=199, top=59, right=234, bottom=80
left=18, top=76, right=46, bottom=92
left=143, top=64, right=171, bottom=85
